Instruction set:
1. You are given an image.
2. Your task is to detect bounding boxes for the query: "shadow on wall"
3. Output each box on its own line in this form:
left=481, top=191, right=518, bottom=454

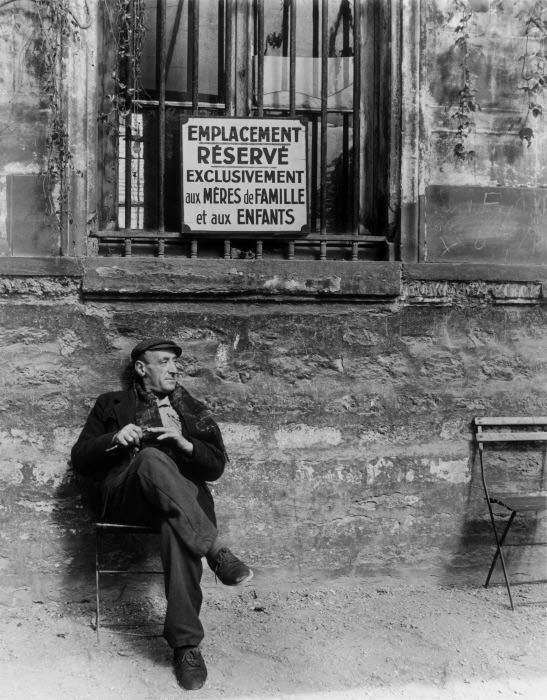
left=52, top=469, right=165, bottom=651
left=443, top=434, right=547, bottom=593
left=51, top=362, right=163, bottom=627
left=50, top=467, right=96, bottom=604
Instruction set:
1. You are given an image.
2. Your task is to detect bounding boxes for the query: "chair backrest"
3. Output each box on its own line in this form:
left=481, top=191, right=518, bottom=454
left=475, top=417, right=547, bottom=447
left=474, top=417, right=547, bottom=498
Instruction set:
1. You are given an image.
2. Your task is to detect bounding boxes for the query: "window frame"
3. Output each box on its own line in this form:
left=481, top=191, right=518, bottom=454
left=94, top=0, right=397, bottom=263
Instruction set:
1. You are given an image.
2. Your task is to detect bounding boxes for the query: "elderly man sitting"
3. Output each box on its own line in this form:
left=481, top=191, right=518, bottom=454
left=71, top=338, right=252, bottom=691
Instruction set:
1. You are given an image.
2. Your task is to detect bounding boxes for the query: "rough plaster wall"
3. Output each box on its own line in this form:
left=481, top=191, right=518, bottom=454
left=0, top=4, right=45, bottom=254
left=424, top=0, right=547, bottom=263
left=426, top=0, right=546, bottom=186
left=1, top=281, right=546, bottom=604
left=0, top=1, right=94, bottom=255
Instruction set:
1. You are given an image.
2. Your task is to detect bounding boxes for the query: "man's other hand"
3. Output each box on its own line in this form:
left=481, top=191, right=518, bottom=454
left=113, top=423, right=143, bottom=448
left=144, top=426, right=194, bottom=456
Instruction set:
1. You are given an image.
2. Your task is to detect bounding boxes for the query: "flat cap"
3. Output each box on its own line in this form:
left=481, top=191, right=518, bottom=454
left=131, top=337, right=182, bottom=361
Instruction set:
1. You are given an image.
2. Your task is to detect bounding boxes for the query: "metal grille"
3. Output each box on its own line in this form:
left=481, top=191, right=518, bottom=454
left=97, top=0, right=392, bottom=261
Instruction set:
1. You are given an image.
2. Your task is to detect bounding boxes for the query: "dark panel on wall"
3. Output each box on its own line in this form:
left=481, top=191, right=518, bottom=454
left=7, top=175, right=59, bottom=256
left=425, top=185, right=547, bottom=264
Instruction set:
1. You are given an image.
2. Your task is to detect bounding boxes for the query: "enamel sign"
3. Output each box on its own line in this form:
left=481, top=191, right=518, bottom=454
left=181, top=117, right=308, bottom=235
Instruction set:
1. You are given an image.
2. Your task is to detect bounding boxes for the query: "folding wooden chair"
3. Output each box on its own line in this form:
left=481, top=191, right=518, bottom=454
left=474, top=417, right=547, bottom=610
left=95, top=523, right=163, bottom=640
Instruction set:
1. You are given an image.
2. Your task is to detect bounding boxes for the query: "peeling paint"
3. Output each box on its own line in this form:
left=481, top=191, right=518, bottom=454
left=275, top=424, right=342, bottom=449
left=15, top=499, right=55, bottom=513
left=58, top=329, right=83, bottom=356
left=32, top=461, right=67, bottom=488
left=263, top=275, right=342, bottom=293
left=53, top=427, right=76, bottom=453
left=359, top=429, right=389, bottom=444
left=427, top=458, right=470, bottom=484
left=0, top=429, right=44, bottom=454
left=295, top=462, right=315, bottom=480
left=0, top=277, right=80, bottom=298
left=218, top=423, right=261, bottom=447
left=365, top=457, right=394, bottom=484
left=214, top=342, right=229, bottom=372
left=0, top=461, right=24, bottom=486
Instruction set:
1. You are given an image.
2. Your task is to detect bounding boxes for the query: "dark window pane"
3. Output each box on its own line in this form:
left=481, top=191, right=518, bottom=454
left=140, top=0, right=224, bottom=102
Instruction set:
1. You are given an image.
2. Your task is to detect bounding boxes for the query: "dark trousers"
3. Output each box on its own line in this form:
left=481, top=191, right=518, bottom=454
left=101, top=447, right=218, bottom=648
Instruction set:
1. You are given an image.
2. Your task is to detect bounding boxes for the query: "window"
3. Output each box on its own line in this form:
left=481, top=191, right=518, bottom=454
left=97, top=0, right=393, bottom=260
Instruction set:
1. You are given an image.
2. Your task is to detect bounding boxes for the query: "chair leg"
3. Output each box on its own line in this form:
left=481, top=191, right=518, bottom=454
left=95, top=527, right=101, bottom=642
left=485, top=511, right=516, bottom=587
left=484, top=508, right=516, bottom=610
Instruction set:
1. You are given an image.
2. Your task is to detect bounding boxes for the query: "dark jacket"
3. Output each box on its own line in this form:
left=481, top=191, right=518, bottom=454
left=71, top=389, right=226, bottom=484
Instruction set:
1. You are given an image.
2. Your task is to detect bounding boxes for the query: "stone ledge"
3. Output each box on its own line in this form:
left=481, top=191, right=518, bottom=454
left=0, top=257, right=83, bottom=276
left=80, top=259, right=402, bottom=300
left=404, top=262, right=547, bottom=284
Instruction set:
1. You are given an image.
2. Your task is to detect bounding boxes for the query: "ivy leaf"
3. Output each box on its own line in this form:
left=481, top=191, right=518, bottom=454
left=518, top=126, right=534, bottom=146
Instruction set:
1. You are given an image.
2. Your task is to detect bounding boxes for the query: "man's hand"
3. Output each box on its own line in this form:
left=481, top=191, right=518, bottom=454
left=112, top=423, right=143, bottom=449
left=143, top=426, right=194, bottom=456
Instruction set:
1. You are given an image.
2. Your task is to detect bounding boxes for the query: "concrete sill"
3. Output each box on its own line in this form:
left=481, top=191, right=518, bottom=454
left=0, top=257, right=83, bottom=277
left=81, top=259, right=402, bottom=300
left=404, top=262, right=547, bottom=284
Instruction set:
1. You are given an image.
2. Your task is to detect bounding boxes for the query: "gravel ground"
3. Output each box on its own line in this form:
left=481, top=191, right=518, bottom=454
left=1, top=569, right=546, bottom=700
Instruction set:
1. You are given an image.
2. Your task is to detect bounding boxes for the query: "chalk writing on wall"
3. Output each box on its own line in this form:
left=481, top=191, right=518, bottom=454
left=425, top=185, right=547, bottom=264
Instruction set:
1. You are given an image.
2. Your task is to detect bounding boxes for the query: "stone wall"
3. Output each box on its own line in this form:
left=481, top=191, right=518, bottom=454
left=1, top=261, right=546, bottom=605
left=1, top=0, right=546, bottom=609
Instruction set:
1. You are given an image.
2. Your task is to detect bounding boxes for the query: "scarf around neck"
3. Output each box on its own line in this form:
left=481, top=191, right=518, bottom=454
left=133, top=382, right=227, bottom=459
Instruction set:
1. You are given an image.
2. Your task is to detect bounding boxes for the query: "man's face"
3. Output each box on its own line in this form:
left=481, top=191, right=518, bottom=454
left=135, top=349, right=179, bottom=396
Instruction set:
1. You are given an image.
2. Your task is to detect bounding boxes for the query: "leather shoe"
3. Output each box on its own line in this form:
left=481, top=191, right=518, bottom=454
left=207, top=546, right=254, bottom=586
left=174, top=646, right=207, bottom=690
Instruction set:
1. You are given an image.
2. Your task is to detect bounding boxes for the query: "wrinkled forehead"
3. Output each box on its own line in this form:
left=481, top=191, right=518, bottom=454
left=139, top=348, right=179, bottom=363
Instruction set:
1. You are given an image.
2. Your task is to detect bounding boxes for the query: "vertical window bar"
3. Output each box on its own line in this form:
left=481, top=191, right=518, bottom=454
left=310, top=117, right=318, bottom=232
left=320, top=0, right=328, bottom=235
left=218, top=0, right=225, bottom=106
left=282, top=0, right=289, bottom=55
left=225, top=0, right=235, bottom=115
left=289, top=0, right=296, bottom=116
left=310, top=0, right=319, bottom=232
left=342, top=4, right=351, bottom=225
left=191, top=0, right=200, bottom=114
left=124, top=114, right=133, bottom=230
left=352, top=0, right=361, bottom=235
left=257, top=0, right=264, bottom=117
left=342, top=114, right=349, bottom=219
left=123, top=2, right=134, bottom=230
left=166, top=0, right=184, bottom=76
left=157, top=0, right=166, bottom=233
left=190, top=0, right=199, bottom=254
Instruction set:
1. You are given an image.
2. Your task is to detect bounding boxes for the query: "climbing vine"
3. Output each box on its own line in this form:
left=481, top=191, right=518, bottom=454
left=35, top=1, right=89, bottom=222
left=448, top=0, right=480, bottom=163
left=516, top=1, right=547, bottom=147
left=98, top=0, right=146, bottom=130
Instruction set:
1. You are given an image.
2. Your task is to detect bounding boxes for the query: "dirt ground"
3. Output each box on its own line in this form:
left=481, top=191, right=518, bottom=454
left=1, top=568, right=546, bottom=700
